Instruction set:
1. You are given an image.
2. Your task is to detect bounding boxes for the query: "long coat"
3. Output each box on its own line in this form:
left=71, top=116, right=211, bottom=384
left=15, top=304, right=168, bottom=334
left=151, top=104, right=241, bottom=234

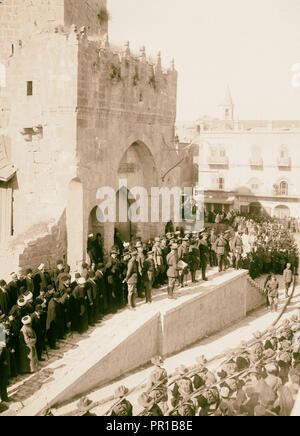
left=18, top=325, right=39, bottom=374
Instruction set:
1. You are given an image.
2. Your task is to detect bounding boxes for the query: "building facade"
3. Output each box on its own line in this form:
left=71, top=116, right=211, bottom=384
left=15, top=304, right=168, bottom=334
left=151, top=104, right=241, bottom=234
left=176, top=87, right=300, bottom=220
left=0, top=0, right=179, bottom=277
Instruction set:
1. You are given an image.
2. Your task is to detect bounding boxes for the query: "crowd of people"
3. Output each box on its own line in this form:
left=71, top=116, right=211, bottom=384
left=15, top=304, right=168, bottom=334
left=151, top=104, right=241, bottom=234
left=92, top=312, right=300, bottom=417
left=0, top=213, right=298, bottom=410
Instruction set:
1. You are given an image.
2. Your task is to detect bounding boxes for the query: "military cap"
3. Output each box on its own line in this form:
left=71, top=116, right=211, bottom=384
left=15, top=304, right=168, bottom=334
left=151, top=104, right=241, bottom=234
left=171, top=243, right=178, bottom=250
left=220, top=387, right=230, bottom=399
left=138, top=393, right=153, bottom=408
left=151, top=356, right=164, bottom=367
left=76, top=397, right=94, bottom=415
left=114, top=385, right=129, bottom=399
left=264, top=362, right=278, bottom=374
left=277, top=352, right=291, bottom=366
left=195, top=355, right=207, bottom=367
left=21, top=315, right=31, bottom=325
left=178, top=378, right=193, bottom=397
left=60, top=274, right=70, bottom=282
left=175, top=365, right=189, bottom=376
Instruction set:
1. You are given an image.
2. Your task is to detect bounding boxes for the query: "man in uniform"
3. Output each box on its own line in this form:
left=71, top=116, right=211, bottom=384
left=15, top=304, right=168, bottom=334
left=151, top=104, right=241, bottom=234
left=124, top=250, right=139, bottom=310
left=188, top=235, right=200, bottom=283
left=110, top=386, right=133, bottom=416
left=138, top=392, right=164, bottom=416
left=213, top=233, right=227, bottom=272
left=283, top=263, right=293, bottom=299
left=178, top=237, right=190, bottom=288
left=136, top=241, right=145, bottom=298
left=146, top=356, right=168, bottom=413
left=232, top=231, right=244, bottom=270
left=153, top=237, right=164, bottom=288
left=166, top=243, right=179, bottom=299
left=143, top=250, right=155, bottom=304
left=266, top=274, right=279, bottom=313
left=199, top=231, right=209, bottom=281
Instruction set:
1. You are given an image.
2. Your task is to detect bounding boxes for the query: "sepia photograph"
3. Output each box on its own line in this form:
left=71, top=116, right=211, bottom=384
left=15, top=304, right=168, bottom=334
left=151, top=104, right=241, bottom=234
left=0, top=0, right=300, bottom=420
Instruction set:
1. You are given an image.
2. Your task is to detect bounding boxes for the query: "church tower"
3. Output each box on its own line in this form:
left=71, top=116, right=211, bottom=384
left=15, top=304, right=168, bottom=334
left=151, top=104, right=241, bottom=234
left=220, top=85, right=234, bottom=121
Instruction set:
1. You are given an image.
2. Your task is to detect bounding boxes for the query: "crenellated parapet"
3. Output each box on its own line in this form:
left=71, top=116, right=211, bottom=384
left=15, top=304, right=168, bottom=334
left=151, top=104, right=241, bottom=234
left=71, top=27, right=178, bottom=122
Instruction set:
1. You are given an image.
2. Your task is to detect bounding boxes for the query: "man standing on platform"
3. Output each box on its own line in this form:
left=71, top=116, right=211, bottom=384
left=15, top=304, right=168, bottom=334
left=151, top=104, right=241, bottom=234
left=199, top=231, right=209, bottom=281
left=166, top=243, right=179, bottom=299
left=283, top=263, right=293, bottom=299
left=213, top=233, right=227, bottom=272
left=124, top=250, right=139, bottom=310
left=232, top=231, right=244, bottom=270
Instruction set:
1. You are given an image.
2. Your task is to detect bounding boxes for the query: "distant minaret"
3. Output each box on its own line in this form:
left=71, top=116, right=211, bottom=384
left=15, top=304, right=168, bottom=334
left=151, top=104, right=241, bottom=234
left=220, top=85, right=234, bottom=121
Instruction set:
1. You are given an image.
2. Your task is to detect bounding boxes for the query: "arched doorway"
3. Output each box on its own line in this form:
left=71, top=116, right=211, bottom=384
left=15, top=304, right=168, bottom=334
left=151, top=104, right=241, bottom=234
left=115, top=141, right=158, bottom=242
left=274, top=205, right=290, bottom=219
left=249, top=202, right=262, bottom=215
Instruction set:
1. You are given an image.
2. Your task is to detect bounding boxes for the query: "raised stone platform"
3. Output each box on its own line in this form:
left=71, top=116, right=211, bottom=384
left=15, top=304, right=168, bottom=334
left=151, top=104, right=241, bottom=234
left=16, top=268, right=265, bottom=416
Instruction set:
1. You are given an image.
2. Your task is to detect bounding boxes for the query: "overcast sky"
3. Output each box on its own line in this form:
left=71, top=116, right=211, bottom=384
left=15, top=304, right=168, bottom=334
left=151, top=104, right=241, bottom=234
left=108, top=0, right=300, bottom=122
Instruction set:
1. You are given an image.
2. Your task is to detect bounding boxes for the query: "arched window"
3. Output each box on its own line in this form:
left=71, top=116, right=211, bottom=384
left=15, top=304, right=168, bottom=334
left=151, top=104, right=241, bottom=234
left=279, top=181, right=288, bottom=196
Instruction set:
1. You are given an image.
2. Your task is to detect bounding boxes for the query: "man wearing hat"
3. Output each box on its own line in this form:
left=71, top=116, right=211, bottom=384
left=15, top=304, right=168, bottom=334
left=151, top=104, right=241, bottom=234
left=0, top=281, right=9, bottom=318
left=283, top=263, right=293, bottom=299
left=73, top=278, right=89, bottom=333
left=110, top=386, right=133, bottom=416
left=5, top=273, right=19, bottom=313
left=178, top=237, right=190, bottom=288
left=166, top=243, right=179, bottom=299
left=138, top=392, right=164, bottom=416
left=124, top=250, right=139, bottom=310
left=232, top=231, right=244, bottom=270
left=153, top=237, right=163, bottom=288
left=34, top=264, right=49, bottom=298
left=136, top=241, right=145, bottom=299
left=142, top=250, right=155, bottom=304
left=188, top=237, right=200, bottom=283
left=105, top=248, right=122, bottom=313
left=199, top=232, right=209, bottom=281
left=170, top=379, right=196, bottom=416
left=0, top=345, right=10, bottom=405
left=146, top=356, right=168, bottom=413
left=265, top=274, right=279, bottom=313
left=213, top=233, right=227, bottom=273
left=18, top=315, right=39, bottom=374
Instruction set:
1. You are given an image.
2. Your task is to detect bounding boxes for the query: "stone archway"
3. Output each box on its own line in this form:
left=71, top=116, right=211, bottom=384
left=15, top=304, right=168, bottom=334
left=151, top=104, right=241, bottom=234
left=274, top=205, right=290, bottom=219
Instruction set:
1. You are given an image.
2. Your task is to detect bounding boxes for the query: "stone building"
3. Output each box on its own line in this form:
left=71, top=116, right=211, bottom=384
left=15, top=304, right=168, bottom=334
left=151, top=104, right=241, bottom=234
left=0, top=0, right=178, bottom=277
left=177, top=87, right=300, bottom=219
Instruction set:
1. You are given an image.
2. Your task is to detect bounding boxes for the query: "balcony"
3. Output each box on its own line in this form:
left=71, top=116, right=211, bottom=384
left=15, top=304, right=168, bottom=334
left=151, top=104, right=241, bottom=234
left=208, top=155, right=229, bottom=167
left=277, top=156, right=291, bottom=169
left=249, top=156, right=263, bottom=168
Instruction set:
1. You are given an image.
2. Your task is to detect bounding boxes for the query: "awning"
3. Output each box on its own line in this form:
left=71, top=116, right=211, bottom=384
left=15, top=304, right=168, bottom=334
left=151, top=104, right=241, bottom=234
left=204, top=196, right=235, bottom=205
left=0, top=164, right=16, bottom=182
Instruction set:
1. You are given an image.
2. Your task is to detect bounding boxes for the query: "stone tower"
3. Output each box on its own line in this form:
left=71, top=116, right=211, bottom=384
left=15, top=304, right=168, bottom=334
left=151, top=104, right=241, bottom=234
left=0, top=0, right=108, bottom=61
left=0, top=0, right=179, bottom=277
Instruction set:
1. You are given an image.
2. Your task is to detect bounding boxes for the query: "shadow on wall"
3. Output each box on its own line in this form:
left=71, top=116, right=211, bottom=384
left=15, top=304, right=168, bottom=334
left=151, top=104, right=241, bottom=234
left=17, top=210, right=67, bottom=272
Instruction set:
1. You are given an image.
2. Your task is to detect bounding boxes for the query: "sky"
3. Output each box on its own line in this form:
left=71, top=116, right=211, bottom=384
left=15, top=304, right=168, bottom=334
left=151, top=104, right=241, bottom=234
left=108, top=0, right=300, bottom=122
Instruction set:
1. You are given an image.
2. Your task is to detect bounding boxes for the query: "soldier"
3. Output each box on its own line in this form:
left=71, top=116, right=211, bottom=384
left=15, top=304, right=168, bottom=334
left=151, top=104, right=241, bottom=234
left=265, top=274, right=279, bottom=313
left=110, top=386, right=133, bottom=416
left=136, top=241, right=145, bottom=298
left=105, top=248, right=122, bottom=314
left=138, top=392, right=164, bottom=416
left=213, top=233, right=227, bottom=272
left=199, top=232, right=209, bottom=281
left=188, top=236, right=200, bottom=283
left=178, top=237, right=190, bottom=288
left=170, top=378, right=197, bottom=416
left=166, top=243, right=179, bottom=299
left=232, top=231, right=244, bottom=270
left=153, top=237, right=164, bottom=287
left=193, top=355, right=216, bottom=388
left=209, top=229, right=217, bottom=267
left=146, top=356, right=168, bottom=413
left=283, top=263, right=293, bottom=299
left=123, top=249, right=139, bottom=310
left=170, top=365, right=193, bottom=409
left=143, top=250, right=155, bottom=304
